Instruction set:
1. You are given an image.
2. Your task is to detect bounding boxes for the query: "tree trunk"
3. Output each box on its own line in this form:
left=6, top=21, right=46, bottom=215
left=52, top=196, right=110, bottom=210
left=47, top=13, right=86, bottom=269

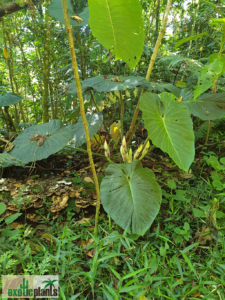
left=42, top=2, right=51, bottom=123
left=155, top=0, right=161, bottom=42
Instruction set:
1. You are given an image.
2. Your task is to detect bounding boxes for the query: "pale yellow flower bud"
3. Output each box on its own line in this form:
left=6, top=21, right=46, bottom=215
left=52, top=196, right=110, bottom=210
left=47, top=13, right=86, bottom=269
left=104, top=140, right=108, bottom=151
left=127, top=148, right=132, bottom=163
left=120, top=144, right=126, bottom=162
left=140, top=140, right=150, bottom=160
left=133, top=144, right=143, bottom=160
left=104, top=140, right=110, bottom=158
left=122, top=136, right=127, bottom=153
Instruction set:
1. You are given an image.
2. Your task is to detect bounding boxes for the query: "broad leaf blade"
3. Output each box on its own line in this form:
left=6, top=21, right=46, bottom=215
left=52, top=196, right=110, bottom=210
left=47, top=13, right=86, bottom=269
left=0, top=153, right=23, bottom=168
left=88, top=0, right=145, bottom=69
left=175, top=32, right=209, bottom=48
left=140, top=92, right=195, bottom=172
left=67, top=112, right=103, bottom=147
left=49, top=0, right=89, bottom=27
left=8, top=120, right=74, bottom=165
left=100, top=160, right=162, bottom=235
left=182, top=92, right=225, bottom=120
left=142, top=82, right=181, bottom=97
left=0, top=93, right=23, bottom=107
left=200, top=0, right=224, bottom=17
left=69, top=75, right=146, bottom=94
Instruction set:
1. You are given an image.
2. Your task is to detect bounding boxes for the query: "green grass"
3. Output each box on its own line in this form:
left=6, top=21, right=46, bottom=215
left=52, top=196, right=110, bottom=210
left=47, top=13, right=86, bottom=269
left=1, top=153, right=225, bottom=299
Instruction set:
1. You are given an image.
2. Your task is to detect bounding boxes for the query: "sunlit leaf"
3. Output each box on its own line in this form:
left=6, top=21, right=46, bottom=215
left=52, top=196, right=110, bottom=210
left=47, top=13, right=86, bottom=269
left=8, top=120, right=74, bottom=165
left=182, top=92, right=225, bottom=120
left=69, top=75, right=146, bottom=94
left=175, top=32, right=209, bottom=48
left=88, top=0, right=145, bottom=69
left=48, top=0, right=89, bottom=27
left=67, top=113, right=103, bottom=148
left=100, top=160, right=162, bottom=235
left=0, top=92, right=23, bottom=107
left=140, top=92, right=195, bottom=172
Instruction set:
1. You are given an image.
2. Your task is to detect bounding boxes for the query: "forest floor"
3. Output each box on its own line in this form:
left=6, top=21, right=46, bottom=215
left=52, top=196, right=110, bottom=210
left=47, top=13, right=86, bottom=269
left=1, top=141, right=225, bottom=300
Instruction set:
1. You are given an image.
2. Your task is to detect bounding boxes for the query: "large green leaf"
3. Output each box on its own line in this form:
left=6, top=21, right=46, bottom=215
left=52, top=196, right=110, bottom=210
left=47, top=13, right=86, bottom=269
left=69, top=75, right=146, bottom=94
left=141, top=82, right=181, bottom=97
left=193, top=75, right=214, bottom=100
left=100, top=160, right=162, bottom=235
left=182, top=92, right=225, bottom=120
left=193, top=57, right=225, bottom=99
left=140, top=92, right=195, bottom=172
left=0, top=93, right=23, bottom=107
left=66, top=112, right=103, bottom=147
left=49, top=0, right=89, bottom=27
left=8, top=120, right=74, bottom=165
left=175, top=32, right=209, bottom=48
left=88, top=0, right=145, bottom=69
left=0, top=153, right=23, bottom=168
left=200, top=0, right=224, bottom=17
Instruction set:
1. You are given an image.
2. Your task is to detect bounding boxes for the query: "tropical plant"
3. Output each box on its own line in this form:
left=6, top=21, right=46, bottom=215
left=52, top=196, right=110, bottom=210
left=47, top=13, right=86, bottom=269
left=1, top=0, right=225, bottom=238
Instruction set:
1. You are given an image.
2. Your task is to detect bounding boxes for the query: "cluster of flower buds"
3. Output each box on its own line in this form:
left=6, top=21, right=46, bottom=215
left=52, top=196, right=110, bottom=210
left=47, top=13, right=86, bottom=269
left=120, top=137, right=150, bottom=163
left=104, top=136, right=150, bottom=163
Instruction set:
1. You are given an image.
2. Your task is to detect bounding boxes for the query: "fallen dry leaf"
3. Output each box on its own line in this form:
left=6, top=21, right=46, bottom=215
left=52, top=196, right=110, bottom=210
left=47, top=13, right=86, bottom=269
left=14, top=184, right=24, bottom=188
left=195, top=227, right=212, bottom=245
left=77, top=217, right=92, bottom=225
left=11, top=223, right=25, bottom=230
left=42, top=233, right=57, bottom=245
left=84, top=177, right=94, bottom=184
left=28, top=241, right=43, bottom=252
left=26, top=180, right=34, bottom=184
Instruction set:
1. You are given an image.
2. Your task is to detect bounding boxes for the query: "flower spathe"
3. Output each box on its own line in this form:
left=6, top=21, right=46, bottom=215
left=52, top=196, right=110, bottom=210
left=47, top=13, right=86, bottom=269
left=104, top=140, right=110, bottom=158
left=133, top=143, right=143, bottom=160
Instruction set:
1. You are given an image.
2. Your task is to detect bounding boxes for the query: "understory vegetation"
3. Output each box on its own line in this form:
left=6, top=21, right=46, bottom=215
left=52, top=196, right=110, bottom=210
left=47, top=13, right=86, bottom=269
left=0, top=0, right=225, bottom=299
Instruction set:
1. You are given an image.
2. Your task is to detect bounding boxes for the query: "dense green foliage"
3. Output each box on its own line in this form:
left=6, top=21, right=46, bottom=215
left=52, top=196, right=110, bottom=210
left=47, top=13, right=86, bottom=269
left=0, top=0, right=225, bottom=299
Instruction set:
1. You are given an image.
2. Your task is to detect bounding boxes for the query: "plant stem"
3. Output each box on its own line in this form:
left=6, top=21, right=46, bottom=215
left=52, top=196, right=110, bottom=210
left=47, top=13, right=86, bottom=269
left=42, top=1, right=50, bottom=123
left=204, top=120, right=210, bottom=145
left=126, top=0, right=172, bottom=146
left=65, top=146, right=106, bottom=157
left=127, top=118, right=142, bottom=146
left=119, top=91, right=124, bottom=140
left=205, top=74, right=219, bottom=145
left=195, top=140, right=225, bottom=150
left=90, top=90, right=110, bottom=136
left=62, top=0, right=101, bottom=236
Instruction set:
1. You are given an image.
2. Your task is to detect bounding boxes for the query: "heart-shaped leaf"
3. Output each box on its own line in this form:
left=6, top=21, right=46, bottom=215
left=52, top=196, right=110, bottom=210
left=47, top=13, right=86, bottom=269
left=182, top=92, right=225, bottom=120
left=88, top=0, right=145, bottom=69
left=8, top=120, right=74, bottom=165
left=0, top=92, right=22, bottom=107
left=66, top=112, right=103, bottom=147
left=100, top=160, right=162, bottom=235
left=140, top=92, right=195, bottom=172
left=0, top=153, right=23, bottom=168
left=49, top=0, right=89, bottom=27
left=69, top=75, right=146, bottom=94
